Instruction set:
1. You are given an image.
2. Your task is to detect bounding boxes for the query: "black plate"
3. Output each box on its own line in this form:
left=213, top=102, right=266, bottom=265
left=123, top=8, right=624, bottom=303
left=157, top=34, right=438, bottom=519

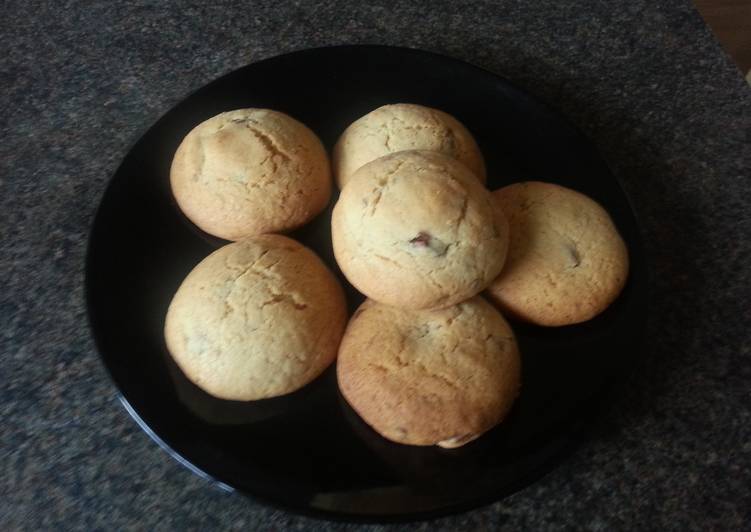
left=86, top=45, right=647, bottom=522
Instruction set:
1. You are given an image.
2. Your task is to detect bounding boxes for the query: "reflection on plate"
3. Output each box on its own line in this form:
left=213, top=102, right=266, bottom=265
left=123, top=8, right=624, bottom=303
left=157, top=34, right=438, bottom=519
left=163, top=345, right=330, bottom=426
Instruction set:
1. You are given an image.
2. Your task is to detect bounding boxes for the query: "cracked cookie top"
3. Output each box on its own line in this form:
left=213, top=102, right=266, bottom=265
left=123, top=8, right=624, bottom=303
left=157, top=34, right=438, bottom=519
left=164, top=234, right=347, bottom=400
left=487, top=181, right=629, bottom=326
left=332, top=103, right=486, bottom=189
left=170, top=109, right=331, bottom=240
left=331, top=150, right=509, bottom=310
left=337, top=297, right=521, bottom=448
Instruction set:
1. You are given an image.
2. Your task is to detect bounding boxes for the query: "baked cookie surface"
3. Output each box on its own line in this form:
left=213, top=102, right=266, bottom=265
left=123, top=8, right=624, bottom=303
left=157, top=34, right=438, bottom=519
left=337, top=297, right=521, bottom=448
left=487, top=181, right=629, bottom=326
left=170, top=109, right=331, bottom=240
left=332, top=150, right=508, bottom=310
left=164, top=234, right=347, bottom=400
left=333, top=103, right=485, bottom=188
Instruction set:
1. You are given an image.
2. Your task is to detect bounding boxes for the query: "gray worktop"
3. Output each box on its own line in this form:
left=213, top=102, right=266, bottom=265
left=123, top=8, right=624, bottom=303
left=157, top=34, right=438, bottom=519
left=2, top=0, right=750, bottom=529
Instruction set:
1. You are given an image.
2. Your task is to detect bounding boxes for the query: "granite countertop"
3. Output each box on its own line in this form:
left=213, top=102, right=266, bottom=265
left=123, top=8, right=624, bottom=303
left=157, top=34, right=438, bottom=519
left=2, top=0, right=750, bottom=529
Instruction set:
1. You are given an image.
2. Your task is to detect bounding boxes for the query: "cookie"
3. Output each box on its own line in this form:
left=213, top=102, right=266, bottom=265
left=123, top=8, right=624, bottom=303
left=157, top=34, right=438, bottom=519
left=486, top=181, right=629, bottom=326
left=332, top=150, right=508, bottom=309
left=170, top=109, right=331, bottom=240
left=332, top=103, right=486, bottom=188
left=164, top=234, right=347, bottom=400
left=337, top=297, right=521, bottom=448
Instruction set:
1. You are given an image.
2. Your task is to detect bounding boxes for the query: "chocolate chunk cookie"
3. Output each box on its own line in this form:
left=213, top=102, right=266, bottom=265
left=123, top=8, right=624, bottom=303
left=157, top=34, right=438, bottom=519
left=333, top=103, right=485, bottom=188
left=164, top=235, right=347, bottom=400
left=331, top=150, right=509, bottom=309
left=487, top=181, right=629, bottom=326
left=337, top=297, right=521, bottom=448
left=170, top=109, right=331, bottom=240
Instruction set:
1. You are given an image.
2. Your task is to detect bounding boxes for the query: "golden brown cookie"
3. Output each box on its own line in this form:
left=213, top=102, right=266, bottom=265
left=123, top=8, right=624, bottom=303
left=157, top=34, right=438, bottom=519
left=170, top=109, right=331, bottom=240
left=487, top=181, right=629, bottom=326
left=331, top=150, right=509, bottom=310
left=332, top=103, right=486, bottom=188
left=164, top=234, right=347, bottom=400
left=337, top=297, right=521, bottom=448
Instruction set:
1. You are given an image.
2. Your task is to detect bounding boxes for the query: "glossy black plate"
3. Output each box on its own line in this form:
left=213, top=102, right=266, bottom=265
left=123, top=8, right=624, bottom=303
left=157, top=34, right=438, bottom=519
left=86, top=45, right=647, bottom=522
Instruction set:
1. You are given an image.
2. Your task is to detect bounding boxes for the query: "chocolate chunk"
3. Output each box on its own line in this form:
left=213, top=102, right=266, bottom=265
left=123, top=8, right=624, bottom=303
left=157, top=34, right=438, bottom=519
left=409, top=231, right=432, bottom=247
left=409, top=231, right=450, bottom=256
left=565, top=242, right=581, bottom=268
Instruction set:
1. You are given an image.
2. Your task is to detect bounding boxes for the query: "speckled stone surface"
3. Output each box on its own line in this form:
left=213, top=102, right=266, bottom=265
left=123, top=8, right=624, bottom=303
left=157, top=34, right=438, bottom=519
left=2, top=1, right=750, bottom=529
